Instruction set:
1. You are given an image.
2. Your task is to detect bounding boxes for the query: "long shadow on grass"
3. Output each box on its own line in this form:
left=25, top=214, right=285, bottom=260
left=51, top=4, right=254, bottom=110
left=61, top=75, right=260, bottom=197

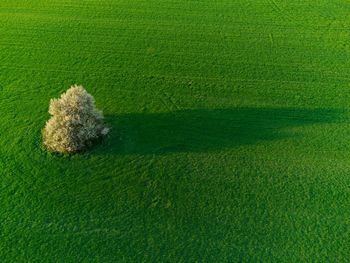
left=95, top=107, right=343, bottom=155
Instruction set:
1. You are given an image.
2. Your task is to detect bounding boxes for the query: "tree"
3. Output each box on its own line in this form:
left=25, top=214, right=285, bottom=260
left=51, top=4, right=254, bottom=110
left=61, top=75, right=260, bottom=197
left=43, top=85, right=109, bottom=153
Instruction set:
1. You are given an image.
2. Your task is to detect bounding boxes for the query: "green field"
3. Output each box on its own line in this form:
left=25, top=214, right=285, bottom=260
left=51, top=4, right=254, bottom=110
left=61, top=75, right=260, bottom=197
left=1, top=0, right=350, bottom=261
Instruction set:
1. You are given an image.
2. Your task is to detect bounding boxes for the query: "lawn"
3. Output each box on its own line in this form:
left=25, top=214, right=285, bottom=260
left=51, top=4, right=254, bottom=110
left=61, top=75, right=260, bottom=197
left=1, top=0, right=350, bottom=261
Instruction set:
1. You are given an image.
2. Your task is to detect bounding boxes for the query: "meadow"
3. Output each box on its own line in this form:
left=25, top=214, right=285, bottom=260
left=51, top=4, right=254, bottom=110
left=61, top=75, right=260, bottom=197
left=1, top=0, right=350, bottom=261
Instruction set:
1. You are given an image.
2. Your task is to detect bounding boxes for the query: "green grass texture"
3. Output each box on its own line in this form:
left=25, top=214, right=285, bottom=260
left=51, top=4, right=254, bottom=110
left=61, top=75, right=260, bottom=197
left=1, top=0, right=350, bottom=261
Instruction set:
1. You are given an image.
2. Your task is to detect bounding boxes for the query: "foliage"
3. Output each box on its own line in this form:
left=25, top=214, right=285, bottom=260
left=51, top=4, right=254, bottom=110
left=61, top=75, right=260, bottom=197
left=43, top=85, right=109, bottom=153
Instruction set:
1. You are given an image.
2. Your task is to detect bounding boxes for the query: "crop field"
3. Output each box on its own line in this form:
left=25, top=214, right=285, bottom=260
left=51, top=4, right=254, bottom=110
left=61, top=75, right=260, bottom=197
left=1, top=0, right=350, bottom=261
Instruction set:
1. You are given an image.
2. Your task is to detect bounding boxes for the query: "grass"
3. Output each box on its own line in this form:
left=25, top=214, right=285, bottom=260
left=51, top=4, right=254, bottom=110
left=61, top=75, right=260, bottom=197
left=1, top=0, right=350, bottom=261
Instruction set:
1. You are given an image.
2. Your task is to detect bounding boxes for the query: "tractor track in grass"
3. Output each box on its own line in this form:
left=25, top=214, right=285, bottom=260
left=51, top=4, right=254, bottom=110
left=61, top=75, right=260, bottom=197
left=266, top=0, right=295, bottom=23
left=111, top=155, right=154, bottom=178
left=320, top=12, right=350, bottom=50
left=89, top=154, right=154, bottom=187
left=4, top=63, right=350, bottom=85
left=1, top=214, right=125, bottom=235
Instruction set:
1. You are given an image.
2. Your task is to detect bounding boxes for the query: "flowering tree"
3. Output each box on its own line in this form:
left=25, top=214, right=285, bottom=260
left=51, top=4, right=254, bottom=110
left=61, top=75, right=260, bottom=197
left=43, top=85, right=109, bottom=153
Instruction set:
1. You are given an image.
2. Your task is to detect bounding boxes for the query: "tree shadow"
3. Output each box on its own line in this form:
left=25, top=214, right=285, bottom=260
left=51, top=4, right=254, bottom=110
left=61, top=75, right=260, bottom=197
left=94, top=107, right=344, bottom=155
